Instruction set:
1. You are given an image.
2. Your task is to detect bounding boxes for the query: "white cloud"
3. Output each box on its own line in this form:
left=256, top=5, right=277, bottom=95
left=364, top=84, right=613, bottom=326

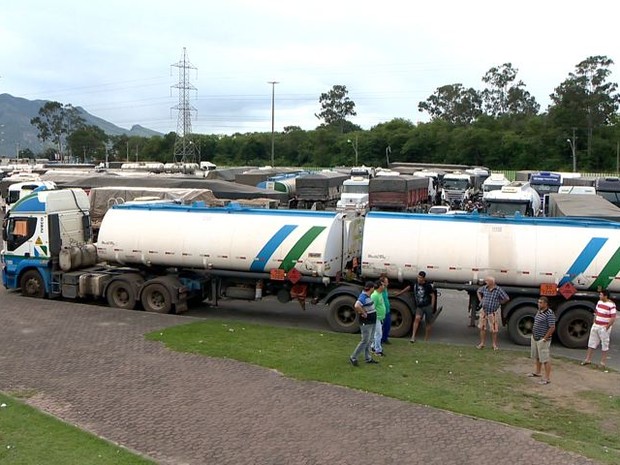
left=1, top=0, right=618, bottom=134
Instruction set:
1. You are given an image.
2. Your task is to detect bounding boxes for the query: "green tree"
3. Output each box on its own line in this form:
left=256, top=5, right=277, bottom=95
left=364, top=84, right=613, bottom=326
left=315, top=85, right=357, bottom=133
left=418, top=84, right=482, bottom=125
left=548, top=55, right=620, bottom=166
left=66, top=125, right=108, bottom=162
left=481, top=63, right=540, bottom=117
left=30, top=101, right=85, bottom=157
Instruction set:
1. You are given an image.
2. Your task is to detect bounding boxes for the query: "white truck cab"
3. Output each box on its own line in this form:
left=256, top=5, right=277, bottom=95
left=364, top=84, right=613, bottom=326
left=337, top=176, right=370, bottom=212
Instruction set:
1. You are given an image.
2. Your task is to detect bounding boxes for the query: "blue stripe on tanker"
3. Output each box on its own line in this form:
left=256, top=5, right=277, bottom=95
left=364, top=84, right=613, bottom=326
left=250, top=224, right=297, bottom=272
left=558, top=237, right=608, bottom=286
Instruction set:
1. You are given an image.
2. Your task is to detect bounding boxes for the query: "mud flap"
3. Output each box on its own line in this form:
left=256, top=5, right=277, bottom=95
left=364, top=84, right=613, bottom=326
left=430, top=305, right=443, bottom=324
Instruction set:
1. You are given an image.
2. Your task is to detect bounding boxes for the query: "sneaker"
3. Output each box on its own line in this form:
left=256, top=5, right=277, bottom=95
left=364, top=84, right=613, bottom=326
left=349, top=357, right=359, bottom=367
left=410, top=338, right=416, bottom=344
left=365, top=359, right=379, bottom=364
left=375, top=352, right=385, bottom=357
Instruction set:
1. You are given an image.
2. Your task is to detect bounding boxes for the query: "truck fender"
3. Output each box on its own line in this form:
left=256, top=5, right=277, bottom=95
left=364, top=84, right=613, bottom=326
left=323, top=283, right=362, bottom=304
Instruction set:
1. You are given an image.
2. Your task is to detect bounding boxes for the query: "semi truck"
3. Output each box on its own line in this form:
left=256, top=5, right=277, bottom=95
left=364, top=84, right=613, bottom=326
left=529, top=171, right=562, bottom=215
left=4, top=188, right=620, bottom=349
left=595, top=177, right=620, bottom=207
left=481, top=174, right=510, bottom=200
left=483, top=181, right=541, bottom=217
left=441, top=172, right=474, bottom=208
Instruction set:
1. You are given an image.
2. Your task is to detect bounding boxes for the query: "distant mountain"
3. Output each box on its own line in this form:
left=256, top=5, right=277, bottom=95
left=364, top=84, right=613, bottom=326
left=0, top=93, right=163, bottom=157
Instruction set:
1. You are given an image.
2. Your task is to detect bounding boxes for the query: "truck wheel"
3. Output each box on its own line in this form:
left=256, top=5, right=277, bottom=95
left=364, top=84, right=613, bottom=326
left=507, top=306, right=536, bottom=346
left=20, top=270, right=45, bottom=298
left=389, top=300, right=413, bottom=338
left=141, top=283, right=172, bottom=314
left=106, top=280, right=137, bottom=310
left=327, top=295, right=359, bottom=333
left=556, top=308, right=592, bottom=349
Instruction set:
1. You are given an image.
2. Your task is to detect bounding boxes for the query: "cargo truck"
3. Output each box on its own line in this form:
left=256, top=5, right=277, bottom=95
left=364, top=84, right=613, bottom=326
left=368, top=175, right=429, bottom=212
left=4, top=189, right=620, bottom=349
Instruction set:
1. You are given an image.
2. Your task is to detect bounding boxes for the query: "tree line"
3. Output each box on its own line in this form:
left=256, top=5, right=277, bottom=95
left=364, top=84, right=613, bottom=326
left=28, top=55, right=620, bottom=172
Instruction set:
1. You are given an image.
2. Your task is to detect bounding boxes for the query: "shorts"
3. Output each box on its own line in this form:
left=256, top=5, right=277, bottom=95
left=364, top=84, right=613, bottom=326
left=478, top=309, right=500, bottom=332
left=530, top=337, right=551, bottom=363
left=415, top=304, right=433, bottom=323
left=588, top=323, right=612, bottom=351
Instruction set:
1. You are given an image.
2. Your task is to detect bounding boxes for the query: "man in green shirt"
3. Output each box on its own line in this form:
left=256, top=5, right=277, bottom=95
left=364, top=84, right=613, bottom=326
left=371, top=281, right=386, bottom=356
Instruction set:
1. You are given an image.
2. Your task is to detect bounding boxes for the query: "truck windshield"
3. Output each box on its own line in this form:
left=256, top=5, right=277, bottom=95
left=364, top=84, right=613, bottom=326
left=342, top=184, right=368, bottom=194
left=598, top=191, right=620, bottom=206
left=530, top=181, right=560, bottom=195
left=486, top=201, right=528, bottom=217
left=443, top=179, right=469, bottom=190
left=483, top=184, right=504, bottom=193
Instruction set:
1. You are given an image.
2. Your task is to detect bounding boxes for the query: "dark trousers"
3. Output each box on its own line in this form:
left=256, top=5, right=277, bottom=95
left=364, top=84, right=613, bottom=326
left=381, top=311, right=391, bottom=342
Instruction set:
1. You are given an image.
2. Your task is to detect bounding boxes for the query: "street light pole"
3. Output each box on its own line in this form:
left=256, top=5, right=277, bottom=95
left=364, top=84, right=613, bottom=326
left=567, top=131, right=577, bottom=172
left=347, top=135, right=359, bottom=166
left=268, top=81, right=279, bottom=167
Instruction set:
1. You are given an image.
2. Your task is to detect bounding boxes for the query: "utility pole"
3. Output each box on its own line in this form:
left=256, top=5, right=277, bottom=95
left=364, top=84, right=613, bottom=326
left=268, top=81, right=279, bottom=167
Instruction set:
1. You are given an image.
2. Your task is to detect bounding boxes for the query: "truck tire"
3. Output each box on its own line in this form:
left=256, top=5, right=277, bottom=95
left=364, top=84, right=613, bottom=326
left=327, top=295, right=359, bottom=333
left=389, top=300, right=413, bottom=338
left=556, top=308, right=592, bottom=349
left=106, top=280, right=137, bottom=310
left=141, top=283, right=172, bottom=314
left=20, top=269, right=45, bottom=298
left=507, top=306, right=537, bottom=346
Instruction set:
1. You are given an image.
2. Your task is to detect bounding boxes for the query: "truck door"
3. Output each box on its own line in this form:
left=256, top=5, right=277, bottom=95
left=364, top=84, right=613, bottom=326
left=4, top=216, right=37, bottom=256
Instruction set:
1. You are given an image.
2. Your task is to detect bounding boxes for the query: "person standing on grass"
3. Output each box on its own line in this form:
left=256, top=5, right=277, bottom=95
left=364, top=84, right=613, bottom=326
left=349, top=282, right=379, bottom=367
left=529, top=296, right=556, bottom=385
left=380, top=275, right=392, bottom=346
left=476, top=276, right=509, bottom=350
left=582, top=289, right=616, bottom=368
left=396, top=271, right=435, bottom=343
left=371, top=281, right=386, bottom=356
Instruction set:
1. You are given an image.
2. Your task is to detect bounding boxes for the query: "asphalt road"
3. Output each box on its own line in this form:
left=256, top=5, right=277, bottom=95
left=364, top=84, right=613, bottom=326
left=185, top=288, right=620, bottom=370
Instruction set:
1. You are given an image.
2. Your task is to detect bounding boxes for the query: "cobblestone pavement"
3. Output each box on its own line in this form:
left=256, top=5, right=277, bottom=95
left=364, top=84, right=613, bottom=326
left=0, top=289, right=599, bottom=465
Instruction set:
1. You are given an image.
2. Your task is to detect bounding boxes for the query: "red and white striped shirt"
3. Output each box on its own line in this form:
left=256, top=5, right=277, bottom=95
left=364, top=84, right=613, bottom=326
left=594, top=299, right=617, bottom=326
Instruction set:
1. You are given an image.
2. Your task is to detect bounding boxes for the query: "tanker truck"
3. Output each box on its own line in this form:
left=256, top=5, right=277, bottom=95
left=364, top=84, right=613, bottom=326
left=1, top=188, right=369, bottom=315
left=4, top=189, right=620, bottom=349
left=352, top=211, right=620, bottom=348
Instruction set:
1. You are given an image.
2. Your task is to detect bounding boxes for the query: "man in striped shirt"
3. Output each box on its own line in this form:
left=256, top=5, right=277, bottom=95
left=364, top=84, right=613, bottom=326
left=582, top=289, right=617, bottom=368
left=529, top=296, right=556, bottom=385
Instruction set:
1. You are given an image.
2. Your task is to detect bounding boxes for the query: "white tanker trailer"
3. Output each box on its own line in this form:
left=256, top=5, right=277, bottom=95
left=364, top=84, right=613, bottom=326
left=3, top=189, right=619, bottom=348
left=351, top=211, right=620, bottom=347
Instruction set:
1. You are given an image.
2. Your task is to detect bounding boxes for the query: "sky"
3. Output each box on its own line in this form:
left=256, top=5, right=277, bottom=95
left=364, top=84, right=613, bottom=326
left=1, top=0, right=619, bottom=136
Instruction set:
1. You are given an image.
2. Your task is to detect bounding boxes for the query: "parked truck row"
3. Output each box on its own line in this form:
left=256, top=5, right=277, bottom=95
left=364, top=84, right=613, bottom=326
left=3, top=188, right=620, bottom=349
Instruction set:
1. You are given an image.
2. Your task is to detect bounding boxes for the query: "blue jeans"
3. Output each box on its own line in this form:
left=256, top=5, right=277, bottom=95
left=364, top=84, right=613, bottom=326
left=351, top=322, right=375, bottom=362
